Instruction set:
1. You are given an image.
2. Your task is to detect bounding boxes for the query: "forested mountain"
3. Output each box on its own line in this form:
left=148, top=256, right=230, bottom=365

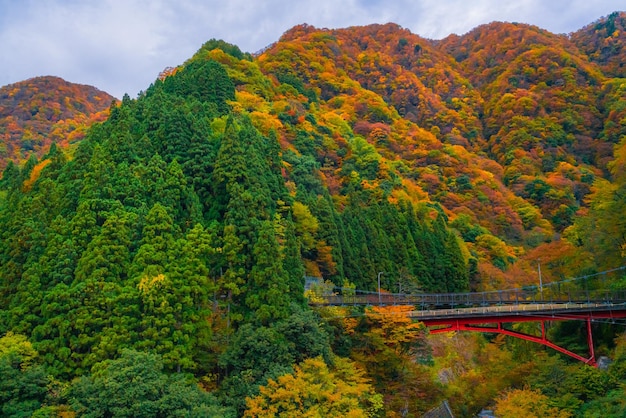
left=571, top=11, right=626, bottom=78
left=1, top=12, right=626, bottom=417
left=0, top=76, right=114, bottom=170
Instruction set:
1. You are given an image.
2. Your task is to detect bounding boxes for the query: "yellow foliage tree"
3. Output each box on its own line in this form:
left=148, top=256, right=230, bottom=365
left=494, top=388, right=571, bottom=418
left=364, top=305, right=428, bottom=357
left=244, top=356, right=383, bottom=417
left=0, top=331, right=39, bottom=366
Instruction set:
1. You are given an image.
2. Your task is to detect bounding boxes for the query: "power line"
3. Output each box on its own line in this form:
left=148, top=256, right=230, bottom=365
left=327, top=265, right=626, bottom=297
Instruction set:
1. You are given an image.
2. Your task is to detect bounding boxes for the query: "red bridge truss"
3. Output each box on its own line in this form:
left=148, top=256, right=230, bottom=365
left=412, top=303, right=626, bottom=366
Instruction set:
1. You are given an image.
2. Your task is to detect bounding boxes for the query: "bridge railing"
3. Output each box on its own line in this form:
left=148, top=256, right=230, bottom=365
left=311, top=288, right=626, bottom=308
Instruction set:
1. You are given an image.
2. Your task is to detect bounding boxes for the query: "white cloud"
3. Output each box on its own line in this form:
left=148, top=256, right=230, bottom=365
left=0, top=0, right=622, bottom=98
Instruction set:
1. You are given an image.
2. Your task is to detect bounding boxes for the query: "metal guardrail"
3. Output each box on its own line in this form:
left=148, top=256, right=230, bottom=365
left=310, top=289, right=626, bottom=309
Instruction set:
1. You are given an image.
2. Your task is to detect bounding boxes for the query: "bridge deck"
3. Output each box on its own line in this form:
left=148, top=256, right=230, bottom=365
left=408, top=302, right=626, bottom=325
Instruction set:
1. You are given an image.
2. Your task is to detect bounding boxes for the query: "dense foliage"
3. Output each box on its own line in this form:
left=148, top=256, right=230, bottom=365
left=1, top=11, right=626, bottom=417
left=0, top=76, right=114, bottom=169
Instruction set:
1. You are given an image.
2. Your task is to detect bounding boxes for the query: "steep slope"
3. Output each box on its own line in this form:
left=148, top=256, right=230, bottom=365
left=438, top=23, right=611, bottom=235
left=253, top=24, right=597, bottom=286
left=268, top=23, right=485, bottom=149
left=253, top=20, right=626, bottom=288
left=0, top=76, right=114, bottom=169
left=438, top=22, right=582, bottom=85
left=572, top=12, right=626, bottom=167
left=571, top=11, right=626, bottom=78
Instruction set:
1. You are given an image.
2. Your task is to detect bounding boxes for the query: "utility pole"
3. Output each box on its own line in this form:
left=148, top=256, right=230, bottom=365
left=378, top=271, right=384, bottom=304
left=538, top=259, right=543, bottom=300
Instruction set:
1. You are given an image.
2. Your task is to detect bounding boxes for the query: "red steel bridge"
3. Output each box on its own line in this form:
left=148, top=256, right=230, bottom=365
left=309, top=277, right=626, bottom=367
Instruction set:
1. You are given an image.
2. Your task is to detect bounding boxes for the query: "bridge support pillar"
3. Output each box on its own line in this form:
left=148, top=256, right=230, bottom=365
left=586, top=318, right=595, bottom=366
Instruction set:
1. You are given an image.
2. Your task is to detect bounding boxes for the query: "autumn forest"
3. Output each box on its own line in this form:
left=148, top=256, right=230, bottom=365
left=1, top=11, right=626, bottom=417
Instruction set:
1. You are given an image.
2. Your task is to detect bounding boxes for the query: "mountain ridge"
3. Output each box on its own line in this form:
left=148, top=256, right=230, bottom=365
left=0, top=75, right=114, bottom=170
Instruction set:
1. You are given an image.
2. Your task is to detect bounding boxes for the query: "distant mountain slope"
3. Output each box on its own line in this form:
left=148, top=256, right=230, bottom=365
left=254, top=20, right=606, bottom=246
left=270, top=23, right=485, bottom=149
left=436, top=22, right=613, bottom=232
left=571, top=11, right=626, bottom=78
left=0, top=76, right=114, bottom=169
left=247, top=17, right=626, bottom=287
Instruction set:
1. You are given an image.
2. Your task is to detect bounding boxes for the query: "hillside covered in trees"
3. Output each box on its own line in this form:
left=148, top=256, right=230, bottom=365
left=0, top=76, right=114, bottom=170
left=1, top=11, right=626, bottom=417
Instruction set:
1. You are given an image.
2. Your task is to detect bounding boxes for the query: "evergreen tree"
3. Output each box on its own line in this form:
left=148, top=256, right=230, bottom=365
left=131, top=204, right=182, bottom=368
left=70, top=210, right=137, bottom=372
left=169, top=223, right=219, bottom=372
left=0, top=160, right=21, bottom=192
left=403, top=203, right=434, bottom=291
left=310, top=194, right=345, bottom=280
left=183, top=130, right=219, bottom=216
left=281, top=217, right=307, bottom=305
left=220, top=223, right=246, bottom=326
left=20, top=154, right=38, bottom=184
left=55, top=139, right=95, bottom=212
left=443, top=226, right=470, bottom=292
left=156, top=106, right=193, bottom=163
left=246, top=220, right=291, bottom=324
left=132, top=203, right=175, bottom=278
left=80, top=145, right=116, bottom=201
left=212, top=117, right=248, bottom=217
left=163, top=59, right=235, bottom=114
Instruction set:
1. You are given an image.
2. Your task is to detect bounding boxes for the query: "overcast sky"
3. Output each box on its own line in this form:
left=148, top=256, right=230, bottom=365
left=0, top=0, right=621, bottom=99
